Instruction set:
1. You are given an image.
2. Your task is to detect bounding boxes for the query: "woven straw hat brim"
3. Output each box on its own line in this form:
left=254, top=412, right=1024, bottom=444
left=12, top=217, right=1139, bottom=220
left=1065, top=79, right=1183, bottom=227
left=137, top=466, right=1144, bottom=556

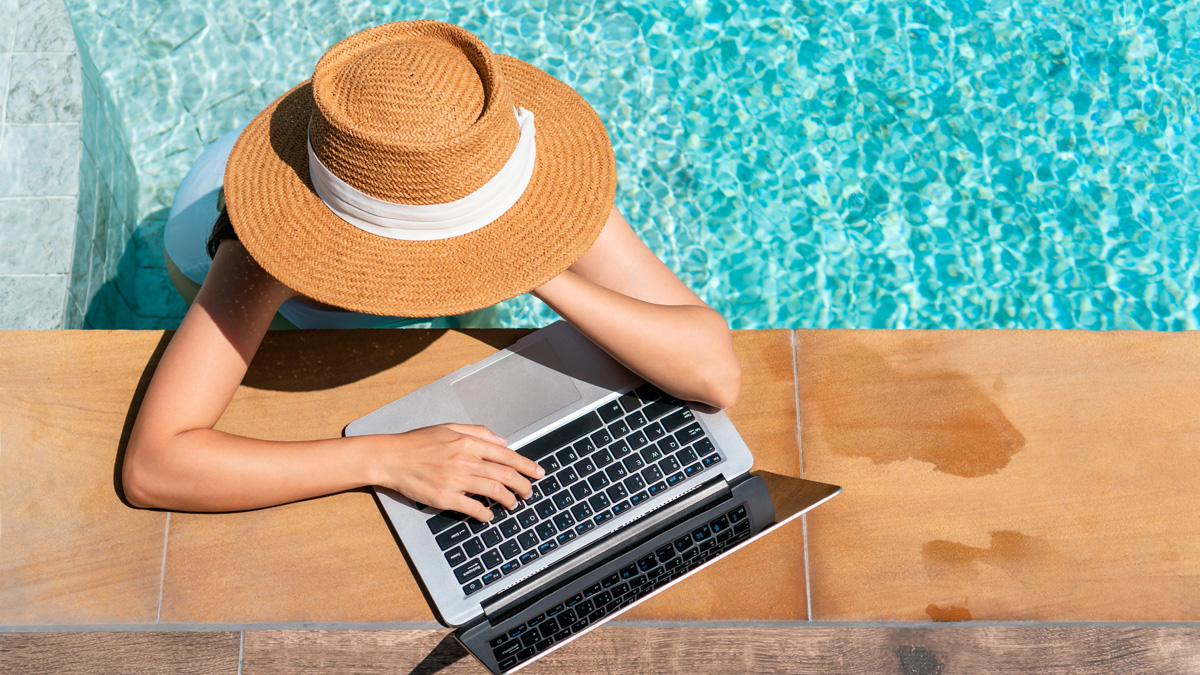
left=223, top=55, right=617, bottom=317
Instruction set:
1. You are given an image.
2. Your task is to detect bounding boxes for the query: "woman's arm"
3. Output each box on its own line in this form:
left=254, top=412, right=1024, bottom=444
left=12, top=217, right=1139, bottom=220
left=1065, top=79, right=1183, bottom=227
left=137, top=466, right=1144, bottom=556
left=532, top=207, right=741, bottom=409
left=122, top=241, right=541, bottom=514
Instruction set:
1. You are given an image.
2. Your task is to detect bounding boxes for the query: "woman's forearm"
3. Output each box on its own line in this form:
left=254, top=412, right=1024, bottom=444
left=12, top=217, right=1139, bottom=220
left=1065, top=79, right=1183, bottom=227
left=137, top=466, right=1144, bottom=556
left=123, top=429, right=375, bottom=512
left=532, top=270, right=740, bottom=408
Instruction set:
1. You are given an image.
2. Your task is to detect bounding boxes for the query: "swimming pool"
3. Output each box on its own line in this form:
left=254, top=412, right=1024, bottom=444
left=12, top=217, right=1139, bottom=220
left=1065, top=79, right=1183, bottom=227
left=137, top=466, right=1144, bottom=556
left=65, top=0, right=1200, bottom=329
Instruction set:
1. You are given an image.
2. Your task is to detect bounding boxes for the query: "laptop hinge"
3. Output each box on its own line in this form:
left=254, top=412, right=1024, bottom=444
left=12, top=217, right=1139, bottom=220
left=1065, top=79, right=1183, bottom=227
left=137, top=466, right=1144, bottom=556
left=480, top=474, right=732, bottom=623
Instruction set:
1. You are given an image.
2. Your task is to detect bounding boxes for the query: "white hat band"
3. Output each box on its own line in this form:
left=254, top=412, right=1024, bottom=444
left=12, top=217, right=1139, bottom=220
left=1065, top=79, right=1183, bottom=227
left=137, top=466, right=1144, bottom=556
left=306, top=106, right=537, bottom=241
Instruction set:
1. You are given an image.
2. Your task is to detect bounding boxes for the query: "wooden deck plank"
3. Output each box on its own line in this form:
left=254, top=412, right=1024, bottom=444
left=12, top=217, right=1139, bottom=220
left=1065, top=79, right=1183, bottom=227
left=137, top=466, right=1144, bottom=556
left=155, top=329, right=804, bottom=623
left=797, top=330, right=1200, bottom=621
left=0, top=631, right=240, bottom=674
left=0, top=332, right=170, bottom=624
left=238, top=626, right=1200, bottom=674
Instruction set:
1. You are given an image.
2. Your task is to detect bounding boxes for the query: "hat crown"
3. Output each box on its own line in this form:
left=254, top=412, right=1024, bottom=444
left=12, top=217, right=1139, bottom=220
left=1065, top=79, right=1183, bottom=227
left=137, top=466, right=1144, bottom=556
left=309, top=22, right=520, bottom=205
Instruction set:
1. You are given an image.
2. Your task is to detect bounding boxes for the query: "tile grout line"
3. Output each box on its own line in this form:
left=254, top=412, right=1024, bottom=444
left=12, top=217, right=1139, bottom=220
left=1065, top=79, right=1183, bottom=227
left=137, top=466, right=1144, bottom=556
left=156, top=512, right=170, bottom=623
left=237, top=630, right=244, bottom=675
left=790, top=330, right=813, bottom=622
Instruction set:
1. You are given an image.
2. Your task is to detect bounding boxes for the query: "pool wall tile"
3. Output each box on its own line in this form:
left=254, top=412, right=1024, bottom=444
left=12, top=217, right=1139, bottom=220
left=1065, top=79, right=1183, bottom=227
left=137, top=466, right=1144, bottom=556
left=6, top=53, right=82, bottom=123
left=0, top=0, right=142, bottom=329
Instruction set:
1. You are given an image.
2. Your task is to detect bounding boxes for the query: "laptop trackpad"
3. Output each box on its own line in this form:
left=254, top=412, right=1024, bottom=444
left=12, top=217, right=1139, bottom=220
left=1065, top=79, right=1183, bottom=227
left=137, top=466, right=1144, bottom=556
left=451, top=338, right=582, bottom=440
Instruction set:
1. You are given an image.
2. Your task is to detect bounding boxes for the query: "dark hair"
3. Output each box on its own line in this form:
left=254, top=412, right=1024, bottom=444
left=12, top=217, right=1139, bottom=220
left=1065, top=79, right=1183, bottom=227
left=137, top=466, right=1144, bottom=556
left=206, top=207, right=238, bottom=259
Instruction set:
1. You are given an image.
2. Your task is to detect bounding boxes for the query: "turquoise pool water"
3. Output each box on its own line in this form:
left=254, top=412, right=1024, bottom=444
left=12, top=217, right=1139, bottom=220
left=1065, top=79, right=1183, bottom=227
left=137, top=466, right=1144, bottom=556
left=66, top=0, right=1200, bottom=329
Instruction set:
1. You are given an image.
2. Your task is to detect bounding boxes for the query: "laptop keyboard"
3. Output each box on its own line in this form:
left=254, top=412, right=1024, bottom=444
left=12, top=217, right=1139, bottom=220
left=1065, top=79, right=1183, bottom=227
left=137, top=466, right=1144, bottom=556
left=425, top=383, right=726, bottom=597
left=488, top=504, right=753, bottom=672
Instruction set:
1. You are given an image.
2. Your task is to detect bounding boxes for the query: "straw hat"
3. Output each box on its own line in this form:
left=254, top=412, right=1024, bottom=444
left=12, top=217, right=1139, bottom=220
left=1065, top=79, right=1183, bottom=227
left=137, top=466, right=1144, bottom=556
left=223, top=21, right=617, bottom=317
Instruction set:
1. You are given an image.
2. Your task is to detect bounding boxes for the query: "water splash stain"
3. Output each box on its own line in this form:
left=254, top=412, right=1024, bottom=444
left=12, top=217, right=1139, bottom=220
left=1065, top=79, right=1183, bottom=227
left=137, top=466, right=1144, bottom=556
left=799, top=342, right=1025, bottom=477
left=922, top=530, right=1061, bottom=581
left=925, top=603, right=972, bottom=622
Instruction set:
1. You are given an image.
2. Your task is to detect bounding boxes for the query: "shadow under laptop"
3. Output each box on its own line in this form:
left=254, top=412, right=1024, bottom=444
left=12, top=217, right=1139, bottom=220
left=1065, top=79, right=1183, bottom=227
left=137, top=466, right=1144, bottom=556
left=407, top=633, right=471, bottom=675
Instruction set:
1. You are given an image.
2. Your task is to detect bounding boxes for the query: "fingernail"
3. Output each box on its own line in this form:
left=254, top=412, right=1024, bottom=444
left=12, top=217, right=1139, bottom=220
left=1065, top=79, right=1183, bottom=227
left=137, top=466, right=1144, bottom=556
left=537, top=467, right=546, bottom=478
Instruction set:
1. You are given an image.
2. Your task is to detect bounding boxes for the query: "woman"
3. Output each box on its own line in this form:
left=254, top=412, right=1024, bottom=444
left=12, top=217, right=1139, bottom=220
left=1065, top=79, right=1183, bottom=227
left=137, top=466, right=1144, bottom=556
left=122, top=21, right=740, bottom=520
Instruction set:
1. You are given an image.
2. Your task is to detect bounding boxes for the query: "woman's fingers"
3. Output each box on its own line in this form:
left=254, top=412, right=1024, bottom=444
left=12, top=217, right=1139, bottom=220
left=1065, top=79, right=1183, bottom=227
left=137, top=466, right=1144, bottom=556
left=472, top=459, right=533, bottom=500
left=442, top=492, right=495, bottom=522
left=464, top=476, right=520, bottom=510
left=478, top=443, right=544, bottom=480
left=443, top=423, right=506, bottom=446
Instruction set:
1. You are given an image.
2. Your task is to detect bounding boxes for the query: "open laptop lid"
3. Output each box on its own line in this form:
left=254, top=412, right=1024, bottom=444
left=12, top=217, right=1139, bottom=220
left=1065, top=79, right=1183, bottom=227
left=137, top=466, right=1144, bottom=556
left=458, top=471, right=840, bottom=673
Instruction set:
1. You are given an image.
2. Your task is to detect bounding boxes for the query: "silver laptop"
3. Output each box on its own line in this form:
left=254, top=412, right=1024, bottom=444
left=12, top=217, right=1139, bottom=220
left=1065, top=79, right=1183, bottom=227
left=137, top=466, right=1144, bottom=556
left=346, top=321, right=840, bottom=673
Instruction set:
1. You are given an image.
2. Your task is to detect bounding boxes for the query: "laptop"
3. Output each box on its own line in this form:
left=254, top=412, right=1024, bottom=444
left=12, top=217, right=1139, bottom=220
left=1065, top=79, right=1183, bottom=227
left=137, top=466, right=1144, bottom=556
left=345, top=320, right=840, bottom=673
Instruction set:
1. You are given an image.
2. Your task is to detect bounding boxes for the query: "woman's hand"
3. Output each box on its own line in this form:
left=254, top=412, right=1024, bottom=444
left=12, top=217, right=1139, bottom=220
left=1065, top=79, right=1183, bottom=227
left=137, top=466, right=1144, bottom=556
left=369, top=423, right=545, bottom=522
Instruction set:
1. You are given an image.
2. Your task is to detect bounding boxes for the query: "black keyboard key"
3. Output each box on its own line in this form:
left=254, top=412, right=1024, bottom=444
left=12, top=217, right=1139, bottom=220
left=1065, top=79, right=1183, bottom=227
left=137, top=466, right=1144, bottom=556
left=518, top=531, right=539, bottom=550
left=570, top=482, right=592, bottom=501
left=641, top=444, right=664, bottom=462
left=597, top=400, right=624, bottom=423
left=659, top=455, right=681, bottom=474
left=468, top=518, right=490, bottom=533
left=573, top=437, right=596, bottom=457
left=500, top=560, right=521, bottom=575
left=553, top=511, right=576, bottom=531
left=534, top=499, right=557, bottom=519
left=717, top=529, right=733, bottom=544
left=728, top=505, right=747, bottom=524
left=583, top=584, right=601, bottom=600
left=596, top=589, right=614, bottom=605
left=608, top=418, right=630, bottom=438
left=694, top=438, right=717, bottom=457
left=634, top=382, right=661, bottom=401
left=630, top=490, right=649, bottom=505
left=494, top=637, right=522, bottom=660
left=565, top=593, right=584, bottom=608
left=624, top=474, right=646, bottom=492
left=606, top=483, right=628, bottom=501
left=591, top=428, right=613, bottom=447
left=464, top=578, right=484, bottom=596
left=658, top=436, right=680, bottom=453
left=535, top=637, right=553, bottom=652
left=601, top=573, right=619, bottom=589
left=436, top=523, right=470, bottom=550
left=536, top=521, right=557, bottom=541
left=454, top=558, right=485, bottom=583
left=623, top=454, right=645, bottom=472
left=557, top=465, right=578, bottom=485
left=702, top=453, right=723, bottom=468
left=426, top=512, right=463, bottom=536
left=594, top=448, right=614, bottom=468
left=644, top=422, right=667, bottom=442
left=490, top=634, right=509, bottom=651
left=675, top=422, right=705, bottom=446
left=463, top=537, right=485, bottom=558
left=605, top=462, right=627, bottom=481
left=660, top=407, right=695, bottom=432
left=538, top=539, right=558, bottom=555
left=612, top=581, right=629, bottom=597
left=618, top=392, right=642, bottom=412
left=552, top=490, right=575, bottom=510
left=538, top=453, right=561, bottom=474
left=498, top=518, right=520, bottom=538
left=735, top=520, right=751, bottom=535
left=693, top=524, right=713, bottom=543
left=517, top=411, right=603, bottom=461
left=570, top=617, right=589, bottom=633
left=620, top=563, right=638, bottom=580
left=588, top=492, right=611, bottom=511
left=516, top=646, right=536, bottom=661
left=576, top=456, right=597, bottom=477
left=628, top=430, right=649, bottom=450
left=575, top=519, right=595, bottom=535
left=540, top=474, right=562, bottom=496
left=519, top=549, right=539, bottom=565
left=481, top=528, right=502, bottom=548
left=611, top=439, right=632, bottom=458
left=637, top=553, right=657, bottom=571
left=666, top=471, right=686, bottom=486
left=445, top=546, right=467, bottom=567
left=655, top=544, right=675, bottom=562
left=594, top=509, right=613, bottom=525
left=498, top=655, right=518, bottom=670
left=553, top=626, right=571, bottom=641
left=499, top=541, right=520, bottom=560
left=483, top=549, right=504, bottom=569
left=556, top=446, right=580, bottom=466
left=588, top=472, right=610, bottom=491
left=677, top=446, right=699, bottom=466
left=571, top=501, right=594, bottom=521
left=611, top=500, right=631, bottom=515
left=640, top=399, right=676, bottom=421
left=516, top=508, right=539, bottom=529
left=684, top=462, right=704, bottom=478
left=648, top=481, right=668, bottom=496
left=588, top=607, right=606, bottom=622
left=629, top=575, right=646, bottom=587
left=627, top=410, right=648, bottom=429
left=642, top=465, right=664, bottom=483
left=674, top=536, right=692, bottom=552
left=556, top=529, right=577, bottom=545
left=546, top=603, right=565, bottom=617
